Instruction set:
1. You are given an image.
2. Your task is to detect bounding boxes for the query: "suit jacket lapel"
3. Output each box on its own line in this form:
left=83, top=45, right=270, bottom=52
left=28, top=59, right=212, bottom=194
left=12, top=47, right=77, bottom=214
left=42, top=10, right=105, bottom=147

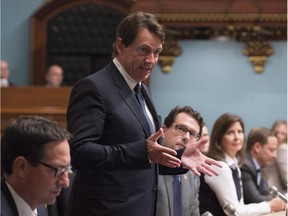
left=1, top=179, right=19, bottom=216
left=181, top=174, right=190, bottom=215
left=247, top=153, right=258, bottom=181
left=109, top=63, right=156, bottom=136
left=163, top=176, right=174, bottom=215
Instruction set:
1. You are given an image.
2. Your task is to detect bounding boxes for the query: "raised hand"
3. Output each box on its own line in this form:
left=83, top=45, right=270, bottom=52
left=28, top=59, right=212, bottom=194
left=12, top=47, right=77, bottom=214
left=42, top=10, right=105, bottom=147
left=147, top=128, right=181, bottom=168
left=181, top=137, right=222, bottom=176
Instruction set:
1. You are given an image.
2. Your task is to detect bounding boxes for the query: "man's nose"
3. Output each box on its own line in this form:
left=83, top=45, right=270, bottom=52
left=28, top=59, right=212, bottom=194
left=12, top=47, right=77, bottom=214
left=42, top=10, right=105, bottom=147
left=58, top=172, right=70, bottom=188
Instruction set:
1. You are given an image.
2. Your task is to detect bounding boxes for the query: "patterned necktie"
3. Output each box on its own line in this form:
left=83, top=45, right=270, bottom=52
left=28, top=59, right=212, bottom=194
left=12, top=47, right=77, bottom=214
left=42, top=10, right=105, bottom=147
left=230, top=167, right=242, bottom=201
left=173, top=175, right=182, bottom=216
left=134, top=83, right=154, bottom=133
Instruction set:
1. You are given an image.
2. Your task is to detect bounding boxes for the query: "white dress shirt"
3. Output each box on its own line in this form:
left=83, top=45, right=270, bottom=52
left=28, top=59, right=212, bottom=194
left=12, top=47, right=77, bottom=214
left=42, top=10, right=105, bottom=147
left=113, top=58, right=155, bottom=132
left=1, top=78, right=9, bottom=87
left=6, top=181, right=37, bottom=216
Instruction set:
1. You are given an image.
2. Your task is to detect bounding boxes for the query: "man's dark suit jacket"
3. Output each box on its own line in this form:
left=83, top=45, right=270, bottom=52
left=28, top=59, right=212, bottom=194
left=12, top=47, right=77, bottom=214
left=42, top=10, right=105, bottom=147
left=241, top=152, right=273, bottom=204
left=66, top=62, right=187, bottom=216
left=1, top=179, right=48, bottom=216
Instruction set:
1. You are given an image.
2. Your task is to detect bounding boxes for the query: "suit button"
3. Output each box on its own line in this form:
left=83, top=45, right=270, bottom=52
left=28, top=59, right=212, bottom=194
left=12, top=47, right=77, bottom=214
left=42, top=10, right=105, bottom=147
left=153, top=186, right=157, bottom=191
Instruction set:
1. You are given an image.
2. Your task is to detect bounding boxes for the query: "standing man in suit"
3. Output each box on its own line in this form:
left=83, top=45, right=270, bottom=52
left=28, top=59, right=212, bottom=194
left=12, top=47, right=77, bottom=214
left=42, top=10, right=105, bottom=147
left=66, top=12, right=221, bottom=216
left=241, top=127, right=280, bottom=203
left=156, top=106, right=204, bottom=216
left=1, top=115, right=72, bottom=216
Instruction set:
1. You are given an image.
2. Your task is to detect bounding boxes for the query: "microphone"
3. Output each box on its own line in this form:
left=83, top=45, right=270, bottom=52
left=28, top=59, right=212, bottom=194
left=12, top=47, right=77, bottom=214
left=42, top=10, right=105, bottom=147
left=268, top=185, right=288, bottom=203
left=223, top=203, right=239, bottom=216
left=201, top=211, right=213, bottom=216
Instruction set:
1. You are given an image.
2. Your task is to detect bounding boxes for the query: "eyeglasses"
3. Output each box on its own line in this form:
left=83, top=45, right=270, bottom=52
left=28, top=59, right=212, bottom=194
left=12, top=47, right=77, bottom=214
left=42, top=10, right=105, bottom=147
left=38, top=161, right=73, bottom=177
left=174, top=124, right=199, bottom=140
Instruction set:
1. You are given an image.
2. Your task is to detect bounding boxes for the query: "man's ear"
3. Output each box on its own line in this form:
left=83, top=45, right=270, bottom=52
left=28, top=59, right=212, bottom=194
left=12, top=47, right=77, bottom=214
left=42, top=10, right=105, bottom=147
left=115, top=38, right=124, bottom=54
left=13, top=156, right=29, bottom=177
left=253, top=142, right=262, bottom=154
left=162, top=125, right=168, bottom=133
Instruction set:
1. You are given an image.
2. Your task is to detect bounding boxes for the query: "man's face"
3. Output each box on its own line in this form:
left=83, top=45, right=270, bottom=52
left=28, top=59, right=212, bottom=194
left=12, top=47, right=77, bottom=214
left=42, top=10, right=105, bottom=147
left=0, top=61, right=10, bottom=79
left=256, top=136, right=278, bottom=167
left=115, top=28, right=162, bottom=82
left=46, top=66, right=63, bottom=87
left=199, top=126, right=210, bottom=153
left=273, top=124, right=287, bottom=144
left=25, top=140, right=70, bottom=207
left=162, top=113, right=200, bottom=150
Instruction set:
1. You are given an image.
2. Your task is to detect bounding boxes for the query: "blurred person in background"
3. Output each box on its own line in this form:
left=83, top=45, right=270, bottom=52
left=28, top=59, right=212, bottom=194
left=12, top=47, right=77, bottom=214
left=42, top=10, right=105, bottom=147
left=0, top=60, right=15, bottom=87
left=199, top=113, right=285, bottom=216
left=241, top=127, right=278, bottom=203
left=45, top=65, right=64, bottom=88
left=262, top=120, right=287, bottom=194
left=199, top=125, right=210, bottom=154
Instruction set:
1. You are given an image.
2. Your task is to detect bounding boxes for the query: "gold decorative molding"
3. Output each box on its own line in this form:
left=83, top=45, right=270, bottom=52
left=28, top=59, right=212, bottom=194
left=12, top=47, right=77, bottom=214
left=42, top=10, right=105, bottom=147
left=242, top=40, right=274, bottom=73
left=158, top=37, right=182, bottom=73
left=155, top=13, right=287, bottom=22
left=154, top=13, right=286, bottom=41
left=225, top=25, right=274, bottom=73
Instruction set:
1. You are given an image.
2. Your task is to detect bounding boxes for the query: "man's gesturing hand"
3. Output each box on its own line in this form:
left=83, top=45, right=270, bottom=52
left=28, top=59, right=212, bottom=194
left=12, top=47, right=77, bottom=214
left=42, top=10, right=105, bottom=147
left=181, top=137, right=222, bottom=176
left=147, top=128, right=181, bottom=168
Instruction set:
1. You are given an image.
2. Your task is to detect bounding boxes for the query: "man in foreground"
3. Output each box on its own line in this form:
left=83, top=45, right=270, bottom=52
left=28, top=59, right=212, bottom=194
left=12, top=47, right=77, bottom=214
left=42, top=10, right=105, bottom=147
left=1, top=115, right=72, bottom=216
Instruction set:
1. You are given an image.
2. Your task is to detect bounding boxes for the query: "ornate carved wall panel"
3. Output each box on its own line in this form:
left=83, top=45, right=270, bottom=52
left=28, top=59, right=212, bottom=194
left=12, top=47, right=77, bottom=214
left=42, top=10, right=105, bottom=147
left=129, top=0, right=286, bottom=73
left=46, top=4, right=125, bottom=85
left=31, top=0, right=286, bottom=84
left=32, top=0, right=130, bottom=85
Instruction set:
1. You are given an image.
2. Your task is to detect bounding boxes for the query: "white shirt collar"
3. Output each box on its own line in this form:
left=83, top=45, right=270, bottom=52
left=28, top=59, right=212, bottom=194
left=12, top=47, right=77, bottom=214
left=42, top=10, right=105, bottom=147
left=252, top=157, right=261, bottom=170
left=6, top=181, right=36, bottom=216
left=0, top=78, right=9, bottom=87
left=113, top=58, right=138, bottom=90
left=224, top=153, right=239, bottom=169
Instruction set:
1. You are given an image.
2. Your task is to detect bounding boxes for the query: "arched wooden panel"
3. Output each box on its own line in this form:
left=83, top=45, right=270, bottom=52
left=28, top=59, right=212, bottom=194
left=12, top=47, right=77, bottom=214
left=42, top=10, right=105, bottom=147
left=31, top=0, right=132, bottom=85
left=31, top=0, right=286, bottom=84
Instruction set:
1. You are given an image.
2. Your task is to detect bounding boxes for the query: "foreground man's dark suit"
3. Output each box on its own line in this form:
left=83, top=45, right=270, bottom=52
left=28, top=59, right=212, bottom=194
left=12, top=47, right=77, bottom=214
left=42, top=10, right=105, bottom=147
left=66, top=62, right=186, bottom=216
left=1, top=179, right=48, bottom=216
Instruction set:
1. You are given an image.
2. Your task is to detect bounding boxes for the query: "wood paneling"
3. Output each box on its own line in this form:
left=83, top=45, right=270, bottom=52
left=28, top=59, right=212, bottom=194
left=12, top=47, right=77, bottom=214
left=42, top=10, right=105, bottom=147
left=1, top=87, right=72, bottom=132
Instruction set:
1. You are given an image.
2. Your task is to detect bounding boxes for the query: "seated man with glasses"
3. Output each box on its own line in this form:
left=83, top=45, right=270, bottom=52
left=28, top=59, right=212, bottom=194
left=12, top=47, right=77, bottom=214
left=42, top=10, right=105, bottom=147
left=156, top=106, right=205, bottom=216
left=1, top=115, right=72, bottom=216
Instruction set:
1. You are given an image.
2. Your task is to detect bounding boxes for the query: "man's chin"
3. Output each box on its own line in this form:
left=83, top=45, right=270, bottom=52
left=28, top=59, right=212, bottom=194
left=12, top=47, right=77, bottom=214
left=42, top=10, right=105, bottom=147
left=175, top=144, right=185, bottom=150
left=45, top=196, right=58, bottom=205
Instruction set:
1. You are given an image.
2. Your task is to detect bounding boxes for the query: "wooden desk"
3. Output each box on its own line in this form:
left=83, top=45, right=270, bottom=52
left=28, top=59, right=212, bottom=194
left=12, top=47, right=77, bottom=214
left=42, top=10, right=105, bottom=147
left=1, top=86, right=72, bottom=131
left=262, top=211, right=286, bottom=216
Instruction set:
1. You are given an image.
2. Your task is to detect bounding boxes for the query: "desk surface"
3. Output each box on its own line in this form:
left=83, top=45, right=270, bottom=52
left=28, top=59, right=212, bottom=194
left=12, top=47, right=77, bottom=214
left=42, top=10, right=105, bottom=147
left=262, top=211, right=286, bottom=216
